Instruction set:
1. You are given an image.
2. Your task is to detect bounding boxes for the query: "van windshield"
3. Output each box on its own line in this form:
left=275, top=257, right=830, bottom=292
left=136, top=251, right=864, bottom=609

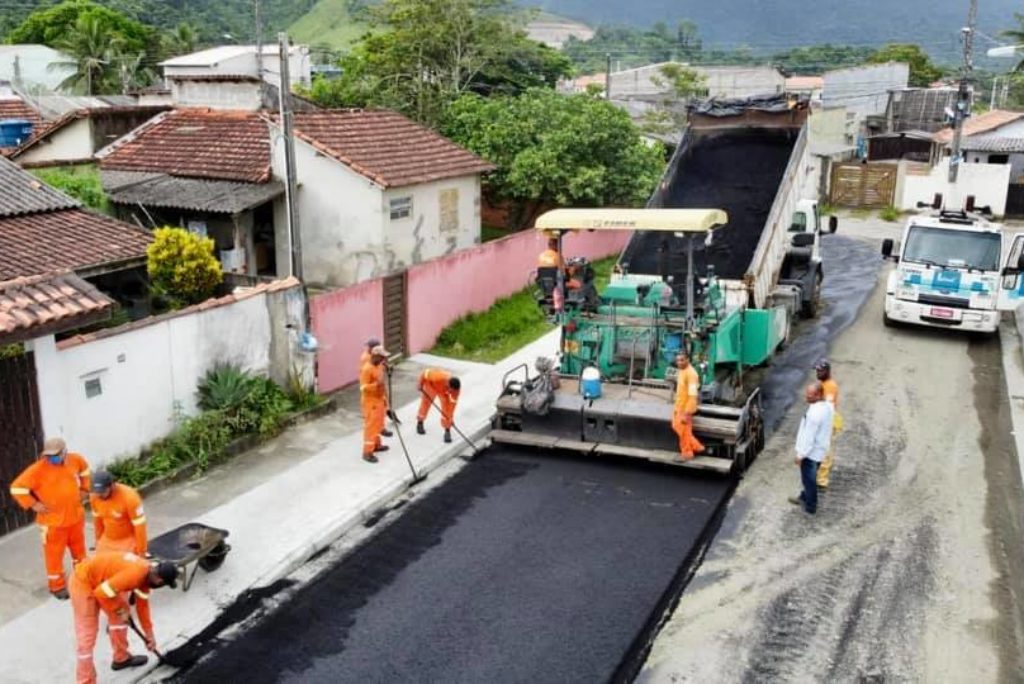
left=903, top=225, right=1001, bottom=272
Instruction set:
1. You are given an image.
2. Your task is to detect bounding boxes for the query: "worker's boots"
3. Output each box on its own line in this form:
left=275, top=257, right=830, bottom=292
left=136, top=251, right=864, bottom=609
left=416, top=421, right=426, bottom=435
left=363, top=453, right=378, bottom=463
left=444, top=429, right=452, bottom=444
left=112, top=655, right=148, bottom=671
left=380, top=429, right=394, bottom=438
left=50, top=588, right=69, bottom=601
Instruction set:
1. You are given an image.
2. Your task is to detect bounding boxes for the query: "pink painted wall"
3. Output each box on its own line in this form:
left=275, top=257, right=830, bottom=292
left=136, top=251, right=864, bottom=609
left=310, top=278, right=384, bottom=392
left=405, top=229, right=630, bottom=354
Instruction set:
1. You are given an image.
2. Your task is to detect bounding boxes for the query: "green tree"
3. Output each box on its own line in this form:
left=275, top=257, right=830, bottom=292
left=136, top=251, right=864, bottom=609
left=32, top=166, right=107, bottom=212
left=147, top=227, right=223, bottom=307
left=51, top=13, right=123, bottom=95
left=442, top=89, right=665, bottom=228
left=868, top=43, right=944, bottom=87
left=9, top=1, right=154, bottom=56
left=162, top=22, right=199, bottom=59
left=306, top=0, right=571, bottom=126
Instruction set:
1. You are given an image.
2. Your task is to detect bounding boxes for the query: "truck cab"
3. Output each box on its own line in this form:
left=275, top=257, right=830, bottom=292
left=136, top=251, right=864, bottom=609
left=882, top=209, right=1009, bottom=333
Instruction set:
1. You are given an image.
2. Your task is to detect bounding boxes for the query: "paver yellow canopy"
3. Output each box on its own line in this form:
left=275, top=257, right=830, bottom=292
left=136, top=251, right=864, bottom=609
left=535, top=208, right=729, bottom=234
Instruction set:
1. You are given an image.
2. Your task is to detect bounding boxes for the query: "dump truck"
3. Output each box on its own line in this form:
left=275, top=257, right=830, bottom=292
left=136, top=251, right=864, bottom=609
left=491, top=96, right=835, bottom=476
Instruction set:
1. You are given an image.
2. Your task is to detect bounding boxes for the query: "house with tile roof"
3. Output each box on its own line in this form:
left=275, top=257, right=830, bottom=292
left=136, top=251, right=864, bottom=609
left=98, top=106, right=494, bottom=286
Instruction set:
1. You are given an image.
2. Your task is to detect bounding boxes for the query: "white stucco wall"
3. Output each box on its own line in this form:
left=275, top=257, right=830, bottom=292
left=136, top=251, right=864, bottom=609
left=823, top=63, right=909, bottom=118
left=162, top=46, right=311, bottom=89
left=808, top=106, right=849, bottom=147
left=170, top=80, right=263, bottom=111
left=898, top=158, right=1011, bottom=216
left=16, top=118, right=93, bottom=164
left=32, top=294, right=274, bottom=469
left=383, top=175, right=481, bottom=270
left=610, top=62, right=783, bottom=99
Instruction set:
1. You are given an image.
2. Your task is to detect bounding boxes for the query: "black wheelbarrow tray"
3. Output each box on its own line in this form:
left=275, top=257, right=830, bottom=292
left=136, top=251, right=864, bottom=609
left=148, top=523, right=231, bottom=591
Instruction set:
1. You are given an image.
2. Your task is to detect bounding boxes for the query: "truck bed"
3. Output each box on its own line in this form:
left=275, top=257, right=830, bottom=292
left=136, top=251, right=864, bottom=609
left=622, top=126, right=798, bottom=281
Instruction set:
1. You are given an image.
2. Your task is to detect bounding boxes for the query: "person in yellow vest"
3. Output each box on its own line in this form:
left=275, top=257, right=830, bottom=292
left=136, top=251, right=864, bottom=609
left=671, top=353, right=705, bottom=461
left=814, top=359, right=843, bottom=489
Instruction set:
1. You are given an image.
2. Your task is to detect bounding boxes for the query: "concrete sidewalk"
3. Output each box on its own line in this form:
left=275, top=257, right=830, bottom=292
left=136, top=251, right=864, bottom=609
left=0, top=331, right=558, bottom=683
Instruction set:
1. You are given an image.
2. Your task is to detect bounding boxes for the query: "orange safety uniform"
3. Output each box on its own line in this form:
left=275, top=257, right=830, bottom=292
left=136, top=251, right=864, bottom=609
left=671, top=365, right=705, bottom=459
left=70, top=551, right=154, bottom=684
left=360, top=360, right=388, bottom=456
left=816, top=378, right=841, bottom=487
left=417, top=369, right=460, bottom=430
left=9, top=452, right=91, bottom=592
left=90, top=483, right=147, bottom=555
left=538, top=248, right=561, bottom=268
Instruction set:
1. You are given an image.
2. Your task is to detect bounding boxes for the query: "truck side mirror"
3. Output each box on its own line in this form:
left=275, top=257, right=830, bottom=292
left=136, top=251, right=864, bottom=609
left=881, top=238, right=894, bottom=259
left=828, top=215, right=838, bottom=234
left=791, top=233, right=815, bottom=247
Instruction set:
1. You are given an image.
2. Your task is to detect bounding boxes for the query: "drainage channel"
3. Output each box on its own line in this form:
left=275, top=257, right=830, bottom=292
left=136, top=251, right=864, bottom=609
left=162, top=236, right=879, bottom=683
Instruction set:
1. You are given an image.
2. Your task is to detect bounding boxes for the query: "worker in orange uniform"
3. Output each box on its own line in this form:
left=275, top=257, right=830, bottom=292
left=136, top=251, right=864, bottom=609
left=8, top=437, right=91, bottom=599
left=70, top=550, right=179, bottom=682
left=537, top=237, right=561, bottom=268
left=415, top=369, right=462, bottom=443
left=814, top=359, right=843, bottom=489
left=360, top=345, right=391, bottom=463
left=359, top=337, right=393, bottom=438
left=89, top=470, right=147, bottom=555
left=671, top=353, right=705, bottom=461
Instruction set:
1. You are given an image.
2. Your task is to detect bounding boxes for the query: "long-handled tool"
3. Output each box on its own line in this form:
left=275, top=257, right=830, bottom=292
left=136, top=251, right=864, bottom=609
left=127, top=614, right=168, bottom=666
left=420, top=390, right=481, bottom=457
left=386, top=365, right=426, bottom=484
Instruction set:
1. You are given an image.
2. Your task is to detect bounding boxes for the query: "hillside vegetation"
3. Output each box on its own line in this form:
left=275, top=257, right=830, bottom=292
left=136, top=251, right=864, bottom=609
left=288, top=0, right=367, bottom=51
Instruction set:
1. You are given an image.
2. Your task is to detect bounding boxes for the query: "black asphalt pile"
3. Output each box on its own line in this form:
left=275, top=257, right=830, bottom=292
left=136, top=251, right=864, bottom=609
left=622, top=127, right=797, bottom=280
left=177, top=448, right=730, bottom=683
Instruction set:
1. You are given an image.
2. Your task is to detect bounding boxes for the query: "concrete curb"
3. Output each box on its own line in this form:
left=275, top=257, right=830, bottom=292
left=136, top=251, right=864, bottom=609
left=134, top=417, right=494, bottom=679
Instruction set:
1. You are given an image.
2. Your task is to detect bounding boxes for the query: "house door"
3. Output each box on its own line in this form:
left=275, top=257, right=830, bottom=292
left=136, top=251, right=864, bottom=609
left=0, top=351, right=44, bottom=536
left=382, top=272, right=407, bottom=357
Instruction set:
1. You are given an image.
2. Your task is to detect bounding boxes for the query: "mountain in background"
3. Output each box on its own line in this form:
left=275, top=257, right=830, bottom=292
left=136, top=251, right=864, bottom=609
left=531, top=0, right=1021, bottom=65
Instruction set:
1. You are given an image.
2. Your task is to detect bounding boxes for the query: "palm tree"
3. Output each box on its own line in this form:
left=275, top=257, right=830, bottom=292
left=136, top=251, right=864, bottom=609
left=50, top=14, right=122, bottom=95
left=1001, top=12, right=1024, bottom=72
left=113, top=49, right=155, bottom=94
left=163, top=23, right=198, bottom=58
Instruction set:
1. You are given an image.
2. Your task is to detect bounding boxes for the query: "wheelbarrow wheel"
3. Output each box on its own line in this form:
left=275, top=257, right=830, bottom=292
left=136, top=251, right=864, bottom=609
left=198, top=541, right=230, bottom=572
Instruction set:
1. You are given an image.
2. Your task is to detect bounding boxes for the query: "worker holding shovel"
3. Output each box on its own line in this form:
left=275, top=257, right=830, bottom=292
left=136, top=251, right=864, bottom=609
left=416, top=369, right=462, bottom=443
left=69, top=551, right=179, bottom=682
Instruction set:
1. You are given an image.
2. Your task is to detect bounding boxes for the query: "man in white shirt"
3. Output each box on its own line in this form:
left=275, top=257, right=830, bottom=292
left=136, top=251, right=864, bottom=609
left=788, top=382, right=834, bottom=515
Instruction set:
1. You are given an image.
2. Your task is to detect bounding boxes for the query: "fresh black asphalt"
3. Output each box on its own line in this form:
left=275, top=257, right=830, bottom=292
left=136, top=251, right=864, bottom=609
left=178, top=448, right=731, bottom=683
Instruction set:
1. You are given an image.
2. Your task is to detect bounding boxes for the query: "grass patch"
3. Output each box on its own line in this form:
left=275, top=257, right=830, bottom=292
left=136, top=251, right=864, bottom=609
left=289, top=0, right=367, bottom=51
left=31, top=165, right=107, bottom=213
left=879, top=205, right=901, bottom=222
left=430, top=256, right=617, bottom=363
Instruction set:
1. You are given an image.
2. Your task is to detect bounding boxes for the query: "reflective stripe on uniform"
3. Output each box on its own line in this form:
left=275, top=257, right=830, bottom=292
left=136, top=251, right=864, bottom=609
left=688, top=383, right=699, bottom=394
left=108, top=625, right=128, bottom=631
left=39, top=527, right=48, bottom=544
left=80, top=470, right=91, bottom=477
left=98, top=581, right=117, bottom=598
left=131, top=516, right=147, bottom=526
left=47, top=574, right=62, bottom=579
left=9, top=487, right=30, bottom=495
left=134, top=589, right=150, bottom=599
left=77, top=654, right=93, bottom=660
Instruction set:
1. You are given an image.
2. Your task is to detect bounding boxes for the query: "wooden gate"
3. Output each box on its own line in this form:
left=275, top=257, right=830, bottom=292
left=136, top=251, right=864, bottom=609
left=382, top=272, right=407, bottom=357
left=0, top=352, right=44, bottom=536
left=830, top=162, right=898, bottom=208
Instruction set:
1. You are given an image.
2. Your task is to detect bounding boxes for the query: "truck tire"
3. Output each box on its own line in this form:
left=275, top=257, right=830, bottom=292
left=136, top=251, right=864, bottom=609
left=801, top=271, right=823, bottom=318
left=883, top=310, right=896, bottom=328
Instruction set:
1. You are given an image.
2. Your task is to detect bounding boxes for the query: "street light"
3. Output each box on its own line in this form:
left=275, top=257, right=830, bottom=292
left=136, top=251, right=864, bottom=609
left=987, top=45, right=1024, bottom=58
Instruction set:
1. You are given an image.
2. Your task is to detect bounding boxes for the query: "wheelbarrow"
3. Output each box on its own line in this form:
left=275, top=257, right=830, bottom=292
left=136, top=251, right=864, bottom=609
left=148, top=523, right=231, bottom=591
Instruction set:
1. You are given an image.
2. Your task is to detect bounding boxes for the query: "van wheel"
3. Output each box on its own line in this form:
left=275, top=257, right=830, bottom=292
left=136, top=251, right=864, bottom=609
left=883, top=311, right=896, bottom=328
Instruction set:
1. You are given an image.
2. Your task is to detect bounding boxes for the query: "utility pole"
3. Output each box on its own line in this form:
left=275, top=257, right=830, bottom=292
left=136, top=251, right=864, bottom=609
left=254, top=0, right=263, bottom=84
left=991, top=75, right=999, bottom=109
left=605, top=53, right=612, bottom=99
left=949, top=0, right=978, bottom=183
left=278, top=33, right=302, bottom=280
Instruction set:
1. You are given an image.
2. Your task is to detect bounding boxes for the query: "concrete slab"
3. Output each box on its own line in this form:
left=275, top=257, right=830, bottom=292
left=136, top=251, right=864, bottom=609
left=0, top=330, right=561, bottom=683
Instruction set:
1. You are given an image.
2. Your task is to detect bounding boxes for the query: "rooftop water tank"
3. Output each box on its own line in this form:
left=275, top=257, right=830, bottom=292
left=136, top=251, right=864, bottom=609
left=0, top=119, right=34, bottom=147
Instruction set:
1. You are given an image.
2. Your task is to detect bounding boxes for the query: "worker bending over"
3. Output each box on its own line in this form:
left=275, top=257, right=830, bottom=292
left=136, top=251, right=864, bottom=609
left=70, top=551, right=178, bottom=682
left=416, top=369, right=462, bottom=443
left=359, top=337, right=393, bottom=438
left=814, top=359, right=843, bottom=489
left=90, top=470, right=147, bottom=555
left=671, top=354, right=705, bottom=461
left=360, top=345, right=391, bottom=463
left=9, top=437, right=91, bottom=599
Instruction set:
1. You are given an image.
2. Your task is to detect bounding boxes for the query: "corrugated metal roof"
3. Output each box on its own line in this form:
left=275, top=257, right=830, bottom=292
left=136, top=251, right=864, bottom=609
left=0, top=155, right=79, bottom=217
left=962, top=135, right=1024, bottom=153
left=103, top=170, right=284, bottom=213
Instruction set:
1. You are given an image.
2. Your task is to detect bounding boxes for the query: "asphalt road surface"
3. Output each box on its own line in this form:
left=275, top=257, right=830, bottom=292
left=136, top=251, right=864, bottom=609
left=640, top=218, right=1024, bottom=682
left=175, top=448, right=731, bottom=683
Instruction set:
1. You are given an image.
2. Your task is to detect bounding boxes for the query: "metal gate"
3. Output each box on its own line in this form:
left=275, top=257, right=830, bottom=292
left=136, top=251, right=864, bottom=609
left=382, top=272, right=407, bottom=357
left=0, top=351, right=43, bottom=535
left=1006, top=184, right=1024, bottom=218
left=830, top=162, right=898, bottom=208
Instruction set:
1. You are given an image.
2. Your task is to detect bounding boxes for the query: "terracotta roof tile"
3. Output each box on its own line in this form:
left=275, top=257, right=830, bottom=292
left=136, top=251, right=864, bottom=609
left=0, top=208, right=152, bottom=280
left=934, top=109, right=1024, bottom=144
left=0, top=271, right=114, bottom=344
left=99, top=108, right=272, bottom=183
left=0, top=98, right=46, bottom=154
left=284, top=110, right=495, bottom=188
